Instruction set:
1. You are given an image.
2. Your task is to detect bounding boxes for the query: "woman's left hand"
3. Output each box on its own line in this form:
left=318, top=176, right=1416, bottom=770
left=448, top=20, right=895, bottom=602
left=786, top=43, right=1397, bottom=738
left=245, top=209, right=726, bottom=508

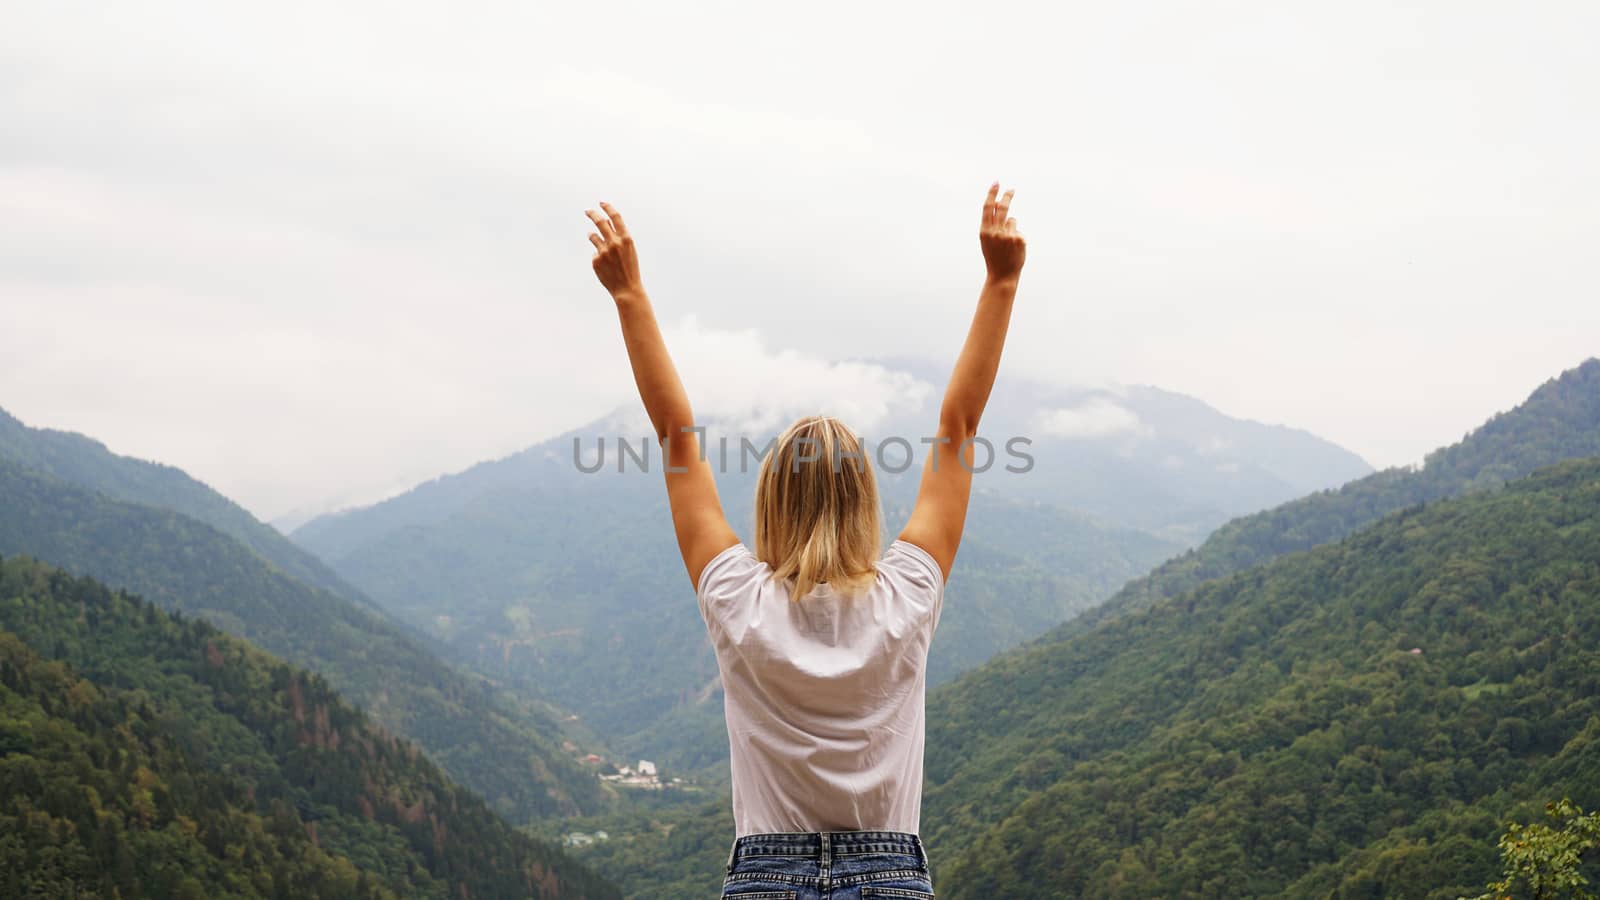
left=586, top=202, right=644, bottom=302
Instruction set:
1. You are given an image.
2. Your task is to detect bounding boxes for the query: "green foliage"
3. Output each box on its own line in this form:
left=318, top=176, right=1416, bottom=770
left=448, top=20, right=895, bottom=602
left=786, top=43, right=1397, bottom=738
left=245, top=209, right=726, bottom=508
left=912, top=458, right=1600, bottom=898
left=0, top=555, right=621, bottom=898
left=0, top=456, right=605, bottom=822
left=528, top=793, right=736, bottom=900
left=1471, top=799, right=1600, bottom=900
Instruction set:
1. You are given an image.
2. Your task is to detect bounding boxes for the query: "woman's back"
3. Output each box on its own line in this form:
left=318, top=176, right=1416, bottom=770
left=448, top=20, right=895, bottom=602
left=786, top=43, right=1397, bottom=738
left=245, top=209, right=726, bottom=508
left=697, top=540, right=946, bottom=837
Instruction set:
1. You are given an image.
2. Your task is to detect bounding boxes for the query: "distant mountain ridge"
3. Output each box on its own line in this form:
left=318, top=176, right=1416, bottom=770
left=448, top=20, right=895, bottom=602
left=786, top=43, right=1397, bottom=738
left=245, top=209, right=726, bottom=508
left=296, top=367, right=1375, bottom=553
left=0, top=407, right=372, bottom=607
left=867, top=360, right=1375, bottom=541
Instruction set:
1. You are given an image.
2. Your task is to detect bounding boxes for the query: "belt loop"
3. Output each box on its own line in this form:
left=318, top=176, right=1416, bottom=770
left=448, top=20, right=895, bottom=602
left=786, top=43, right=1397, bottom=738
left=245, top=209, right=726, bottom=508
left=820, top=831, right=831, bottom=875
left=725, top=837, right=738, bottom=875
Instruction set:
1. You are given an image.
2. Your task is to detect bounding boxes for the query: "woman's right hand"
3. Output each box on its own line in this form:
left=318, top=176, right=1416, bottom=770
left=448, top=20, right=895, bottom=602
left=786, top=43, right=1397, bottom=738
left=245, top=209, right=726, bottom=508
left=979, top=182, right=1026, bottom=283
left=586, top=201, right=645, bottom=302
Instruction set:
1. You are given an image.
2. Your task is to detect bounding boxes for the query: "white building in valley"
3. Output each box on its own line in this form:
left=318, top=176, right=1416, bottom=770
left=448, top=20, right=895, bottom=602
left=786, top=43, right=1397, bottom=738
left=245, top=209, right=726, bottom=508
left=599, top=757, right=665, bottom=789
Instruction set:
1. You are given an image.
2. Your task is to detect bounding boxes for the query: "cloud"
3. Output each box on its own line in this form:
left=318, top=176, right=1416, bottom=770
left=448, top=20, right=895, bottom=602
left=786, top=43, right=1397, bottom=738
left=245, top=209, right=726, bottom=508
left=662, top=317, right=935, bottom=435
left=547, top=319, right=938, bottom=474
left=1034, top=398, right=1148, bottom=440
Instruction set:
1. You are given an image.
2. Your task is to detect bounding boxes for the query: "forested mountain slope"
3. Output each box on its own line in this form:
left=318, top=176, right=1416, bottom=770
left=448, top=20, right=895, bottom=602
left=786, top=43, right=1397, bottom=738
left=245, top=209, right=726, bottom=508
left=1057, top=357, right=1600, bottom=641
left=0, top=556, right=620, bottom=899
left=921, top=458, right=1600, bottom=898
left=0, top=407, right=367, bottom=606
left=534, top=795, right=736, bottom=899
left=0, top=457, right=605, bottom=822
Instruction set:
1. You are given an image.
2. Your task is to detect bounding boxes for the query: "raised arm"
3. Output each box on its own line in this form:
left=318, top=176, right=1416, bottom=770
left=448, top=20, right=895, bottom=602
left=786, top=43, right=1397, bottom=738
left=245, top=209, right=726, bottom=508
left=586, top=202, right=738, bottom=589
left=898, top=183, right=1026, bottom=580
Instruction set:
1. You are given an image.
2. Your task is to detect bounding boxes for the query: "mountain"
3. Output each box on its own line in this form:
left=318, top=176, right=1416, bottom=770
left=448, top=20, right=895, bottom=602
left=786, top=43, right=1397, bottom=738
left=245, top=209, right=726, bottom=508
left=0, top=452, right=606, bottom=823
left=291, top=414, right=1186, bottom=775
left=0, top=554, right=620, bottom=899
left=290, top=370, right=1368, bottom=773
left=1053, top=357, right=1600, bottom=644
left=0, top=407, right=369, bottom=606
left=915, top=457, right=1600, bottom=898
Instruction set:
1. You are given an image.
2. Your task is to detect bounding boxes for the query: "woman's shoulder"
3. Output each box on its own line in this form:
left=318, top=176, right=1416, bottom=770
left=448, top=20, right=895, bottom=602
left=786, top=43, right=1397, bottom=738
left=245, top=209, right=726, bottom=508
left=697, top=542, right=767, bottom=597
left=877, top=540, right=945, bottom=594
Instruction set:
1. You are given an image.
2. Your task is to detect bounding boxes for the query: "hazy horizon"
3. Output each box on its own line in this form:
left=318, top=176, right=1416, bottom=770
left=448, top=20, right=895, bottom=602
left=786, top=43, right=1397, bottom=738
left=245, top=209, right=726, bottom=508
left=5, top=1, right=1596, bottom=520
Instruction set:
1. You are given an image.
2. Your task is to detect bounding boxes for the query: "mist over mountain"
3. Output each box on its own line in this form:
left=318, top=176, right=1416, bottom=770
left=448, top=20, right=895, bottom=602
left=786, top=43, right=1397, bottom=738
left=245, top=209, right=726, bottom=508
left=870, top=361, right=1375, bottom=542
left=295, top=364, right=1373, bottom=550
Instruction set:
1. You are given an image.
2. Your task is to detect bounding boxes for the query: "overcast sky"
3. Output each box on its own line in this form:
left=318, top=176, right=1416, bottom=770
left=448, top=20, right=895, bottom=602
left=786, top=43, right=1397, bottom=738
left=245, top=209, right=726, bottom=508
left=3, top=1, right=1596, bottom=521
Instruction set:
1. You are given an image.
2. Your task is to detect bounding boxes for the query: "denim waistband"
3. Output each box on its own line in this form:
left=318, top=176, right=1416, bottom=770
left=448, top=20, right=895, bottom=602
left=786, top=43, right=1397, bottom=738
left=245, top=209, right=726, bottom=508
left=729, top=830, right=926, bottom=863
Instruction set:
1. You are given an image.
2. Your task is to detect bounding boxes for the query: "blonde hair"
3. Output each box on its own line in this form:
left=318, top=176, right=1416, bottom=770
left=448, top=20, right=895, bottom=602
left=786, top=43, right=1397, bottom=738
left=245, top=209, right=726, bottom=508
left=754, top=415, right=883, bottom=600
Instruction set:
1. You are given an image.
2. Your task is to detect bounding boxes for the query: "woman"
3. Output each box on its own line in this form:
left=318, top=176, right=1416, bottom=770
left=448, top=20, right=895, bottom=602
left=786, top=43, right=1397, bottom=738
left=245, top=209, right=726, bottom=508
left=585, top=183, right=1024, bottom=899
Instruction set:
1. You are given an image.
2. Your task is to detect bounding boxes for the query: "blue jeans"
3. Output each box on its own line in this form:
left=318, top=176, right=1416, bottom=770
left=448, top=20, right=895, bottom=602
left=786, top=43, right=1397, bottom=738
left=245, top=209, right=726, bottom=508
left=720, top=830, right=935, bottom=899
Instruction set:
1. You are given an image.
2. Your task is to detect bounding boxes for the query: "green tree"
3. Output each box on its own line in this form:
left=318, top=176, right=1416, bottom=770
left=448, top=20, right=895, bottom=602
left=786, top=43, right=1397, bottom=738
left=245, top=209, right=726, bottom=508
left=1471, top=800, right=1600, bottom=900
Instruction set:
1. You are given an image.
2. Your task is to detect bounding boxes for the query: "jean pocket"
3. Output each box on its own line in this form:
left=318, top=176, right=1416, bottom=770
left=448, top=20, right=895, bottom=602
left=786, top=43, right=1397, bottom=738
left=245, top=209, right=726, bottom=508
left=861, top=886, right=935, bottom=899
left=722, top=892, right=798, bottom=899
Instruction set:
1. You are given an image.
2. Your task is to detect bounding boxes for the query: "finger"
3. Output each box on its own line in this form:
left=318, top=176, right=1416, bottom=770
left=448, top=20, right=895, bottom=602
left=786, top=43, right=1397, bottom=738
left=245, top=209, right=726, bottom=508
left=598, top=201, right=628, bottom=237
left=588, top=233, right=605, bottom=250
left=585, top=209, right=616, bottom=240
left=982, top=182, right=999, bottom=228
left=1006, top=217, right=1018, bottom=233
left=996, top=189, right=1015, bottom=224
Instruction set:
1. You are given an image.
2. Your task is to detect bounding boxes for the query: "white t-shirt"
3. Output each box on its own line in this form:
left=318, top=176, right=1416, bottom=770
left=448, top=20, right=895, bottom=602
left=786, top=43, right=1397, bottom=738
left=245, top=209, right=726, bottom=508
left=696, top=539, right=946, bottom=837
